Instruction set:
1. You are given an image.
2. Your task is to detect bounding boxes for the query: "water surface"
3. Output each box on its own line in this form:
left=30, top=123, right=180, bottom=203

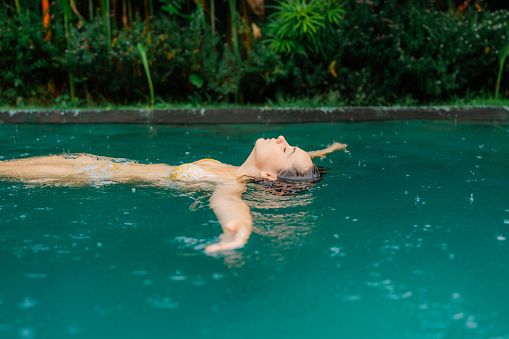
left=1, top=121, right=508, bottom=339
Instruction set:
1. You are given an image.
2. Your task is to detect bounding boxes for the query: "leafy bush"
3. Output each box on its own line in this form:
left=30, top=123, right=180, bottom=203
left=325, top=0, right=509, bottom=104
left=264, top=0, right=345, bottom=57
left=1, top=0, right=508, bottom=106
left=0, top=10, right=62, bottom=105
left=0, top=3, right=284, bottom=106
left=261, top=0, right=509, bottom=105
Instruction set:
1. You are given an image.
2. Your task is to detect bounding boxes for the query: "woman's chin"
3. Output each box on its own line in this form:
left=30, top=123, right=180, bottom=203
left=255, top=138, right=266, bottom=146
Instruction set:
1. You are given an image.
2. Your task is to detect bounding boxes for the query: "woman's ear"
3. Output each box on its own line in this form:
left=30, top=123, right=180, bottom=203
left=260, top=171, right=277, bottom=181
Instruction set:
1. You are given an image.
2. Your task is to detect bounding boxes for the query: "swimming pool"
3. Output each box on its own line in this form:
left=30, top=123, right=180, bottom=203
left=1, top=121, right=508, bottom=338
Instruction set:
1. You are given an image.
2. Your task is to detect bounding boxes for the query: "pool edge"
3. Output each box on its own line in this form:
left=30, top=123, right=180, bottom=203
left=1, top=106, right=508, bottom=124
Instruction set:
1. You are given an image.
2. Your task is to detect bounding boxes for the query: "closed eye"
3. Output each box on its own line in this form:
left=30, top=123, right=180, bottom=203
left=283, top=148, right=286, bottom=152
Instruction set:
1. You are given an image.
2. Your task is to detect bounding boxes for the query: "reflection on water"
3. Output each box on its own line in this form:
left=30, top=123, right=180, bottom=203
left=253, top=211, right=314, bottom=247
left=0, top=122, right=508, bottom=339
left=244, top=183, right=316, bottom=210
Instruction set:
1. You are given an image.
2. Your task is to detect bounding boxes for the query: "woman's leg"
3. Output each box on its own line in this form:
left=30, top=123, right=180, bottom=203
left=0, top=154, right=125, bottom=182
left=0, top=154, right=174, bottom=184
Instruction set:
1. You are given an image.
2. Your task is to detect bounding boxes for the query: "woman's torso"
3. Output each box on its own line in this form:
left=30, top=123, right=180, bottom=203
left=0, top=154, right=238, bottom=184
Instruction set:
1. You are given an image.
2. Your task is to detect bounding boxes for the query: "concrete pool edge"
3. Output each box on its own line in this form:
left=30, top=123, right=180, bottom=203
left=1, top=106, right=508, bottom=124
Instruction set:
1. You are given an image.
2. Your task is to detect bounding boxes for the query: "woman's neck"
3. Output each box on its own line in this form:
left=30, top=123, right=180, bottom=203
left=235, top=149, right=260, bottom=179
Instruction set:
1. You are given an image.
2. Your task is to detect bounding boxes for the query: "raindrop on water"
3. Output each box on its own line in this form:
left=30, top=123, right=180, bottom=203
left=19, top=297, right=38, bottom=309
left=212, top=273, right=224, bottom=280
left=147, top=297, right=179, bottom=309
left=169, top=271, right=187, bottom=281
left=466, top=315, right=478, bottom=329
left=19, top=327, right=35, bottom=339
left=452, top=312, right=465, bottom=320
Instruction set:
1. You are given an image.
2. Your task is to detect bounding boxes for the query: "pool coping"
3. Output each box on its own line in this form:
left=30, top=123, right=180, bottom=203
left=1, top=106, right=508, bottom=124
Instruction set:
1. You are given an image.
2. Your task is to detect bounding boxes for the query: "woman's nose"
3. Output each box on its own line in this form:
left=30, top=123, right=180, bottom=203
left=276, top=136, right=287, bottom=144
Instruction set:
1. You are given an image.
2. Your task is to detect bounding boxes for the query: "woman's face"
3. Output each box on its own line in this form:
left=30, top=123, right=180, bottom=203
left=253, top=136, right=313, bottom=174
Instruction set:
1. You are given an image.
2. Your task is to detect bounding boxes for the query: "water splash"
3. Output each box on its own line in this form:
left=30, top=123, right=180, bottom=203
left=19, top=297, right=38, bottom=309
left=169, top=270, right=187, bottom=281
left=19, top=327, right=36, bottom=339
left=147, top=297, right=179, bottom=309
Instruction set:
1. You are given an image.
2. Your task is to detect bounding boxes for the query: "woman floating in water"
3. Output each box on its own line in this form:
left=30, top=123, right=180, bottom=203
left=0, top=136, right=347, bottom=252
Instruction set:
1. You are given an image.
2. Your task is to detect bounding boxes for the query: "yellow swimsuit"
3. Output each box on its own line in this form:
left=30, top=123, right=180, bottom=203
left=75, top=158, right=219, bottom=182
left=75, top=162, right=136, bottom=181
left=168, top=159, right=219, bottom=182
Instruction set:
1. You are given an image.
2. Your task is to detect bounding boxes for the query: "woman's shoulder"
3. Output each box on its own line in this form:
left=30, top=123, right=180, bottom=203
left=194, top=158, right=219, bottom=163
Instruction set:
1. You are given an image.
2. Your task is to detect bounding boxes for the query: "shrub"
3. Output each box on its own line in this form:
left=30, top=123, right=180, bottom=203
left=1, top=0, right=508, bottom=106
left=261, top=0, right=509, bottom=105
left=328, top=0, right=509, bottom=104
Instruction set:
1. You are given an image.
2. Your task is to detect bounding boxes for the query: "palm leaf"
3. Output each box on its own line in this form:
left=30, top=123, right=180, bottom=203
left=189, top=73, right=204, bottom=88
left=137, top=43, right=155, bottom=107
left=495, top=42, right=509, bottom=99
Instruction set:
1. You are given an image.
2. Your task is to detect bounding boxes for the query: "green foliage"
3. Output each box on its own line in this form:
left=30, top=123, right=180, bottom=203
left=495, top=42, right=509, bottom=99
left=159, top=0, right=190, bottom=19
left=0, top=8, right=63, bottom=105
left=264, top=0, right=509, bottom=105
left=137, top=43, right=155, bottom=107
left=189, top=74, right=204, bottom=88
left=334, top=0, right=509, bottom=104
left=265, top=0, right=345, bottom=57
left=1, top=0, right=509, bottom=107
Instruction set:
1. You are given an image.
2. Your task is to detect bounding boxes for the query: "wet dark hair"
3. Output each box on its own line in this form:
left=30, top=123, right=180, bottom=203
left=252, top=164, right=324, bottom=196
left=276, top=164, right=321, bottom=183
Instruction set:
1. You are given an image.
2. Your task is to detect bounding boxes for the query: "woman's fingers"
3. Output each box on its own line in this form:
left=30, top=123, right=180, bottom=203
left=205, top=235, right=246, bottom=252
left=330, top=142, right=347, bottom=150
left=205, top=239, right=245, bottom=252
left=205, top=243, right=224, bottom=252
left=205, top=220, right=249, bottom=253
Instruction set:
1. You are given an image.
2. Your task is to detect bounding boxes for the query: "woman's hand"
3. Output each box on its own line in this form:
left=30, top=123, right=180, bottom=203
left=205, top=220, right=251, bottom=252
left=206, top=182, right=253, bottom=253
left=329, top=142, right=348, bottom=151
left=308, top=142, right=348, bottom=158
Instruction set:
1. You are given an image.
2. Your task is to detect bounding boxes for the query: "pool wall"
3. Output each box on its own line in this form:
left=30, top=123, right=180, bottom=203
left=1, top=106, right=508, bottom=124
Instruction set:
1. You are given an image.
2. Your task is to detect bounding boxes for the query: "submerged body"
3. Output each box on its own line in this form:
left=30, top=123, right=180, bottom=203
left=0, top=137, right=347, bottom=252
left=0, top=154, right=235, bottom=184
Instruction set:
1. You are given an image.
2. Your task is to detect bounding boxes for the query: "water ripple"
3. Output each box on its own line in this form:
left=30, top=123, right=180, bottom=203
left=19, top=297, right=38, bottom=309
left=146, top=296, right=179, bottom=309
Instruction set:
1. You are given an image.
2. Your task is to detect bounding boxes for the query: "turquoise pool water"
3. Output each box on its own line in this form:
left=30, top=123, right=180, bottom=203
left=1, top=121, right=508, bottom=339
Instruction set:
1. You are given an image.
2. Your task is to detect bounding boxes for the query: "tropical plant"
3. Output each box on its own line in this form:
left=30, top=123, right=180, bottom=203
left=137, top=43, right=155, bottom=107
left=264, top=0, right=345, bottom=57
left=159, top=0, right=189, bottom=19
left=58, top=0, right=77, bottom=102
left=495, top=42, right=509, bottom=99
left=2, top=0, right=509, bottom=107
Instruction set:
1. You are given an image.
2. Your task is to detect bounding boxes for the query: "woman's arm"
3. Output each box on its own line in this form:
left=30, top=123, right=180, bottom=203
left=205, top=182, right=253, bottom=252
left=307, top=142, right=347, bottom=159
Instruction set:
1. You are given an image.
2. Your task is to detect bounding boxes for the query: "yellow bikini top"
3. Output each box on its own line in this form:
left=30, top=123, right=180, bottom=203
left=168, top=158, right=219, bottom=182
